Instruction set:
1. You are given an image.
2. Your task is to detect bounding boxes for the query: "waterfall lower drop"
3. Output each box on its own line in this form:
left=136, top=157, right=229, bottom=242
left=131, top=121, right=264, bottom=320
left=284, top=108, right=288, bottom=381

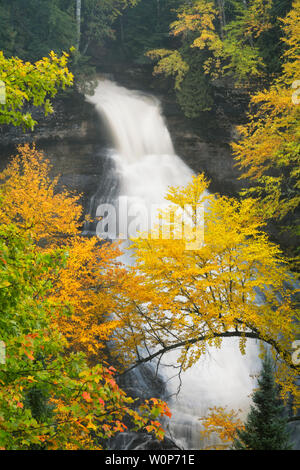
left=86, top=80, right=261, bottom=450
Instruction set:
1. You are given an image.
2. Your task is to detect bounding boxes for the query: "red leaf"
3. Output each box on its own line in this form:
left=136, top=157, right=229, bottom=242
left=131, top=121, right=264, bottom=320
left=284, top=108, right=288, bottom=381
left=82, top=391, right=92, bottom=402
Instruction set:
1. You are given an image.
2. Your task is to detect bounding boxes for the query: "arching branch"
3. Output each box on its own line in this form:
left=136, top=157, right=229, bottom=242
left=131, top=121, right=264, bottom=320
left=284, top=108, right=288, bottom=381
left=117, top=328, right=300, bottom=378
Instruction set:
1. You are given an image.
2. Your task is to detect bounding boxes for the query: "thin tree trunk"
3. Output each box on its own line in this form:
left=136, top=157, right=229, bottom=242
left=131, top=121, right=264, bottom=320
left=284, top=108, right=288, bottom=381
left=217, top=0, right=226, bottom=39
left=120, top=16, right=125, bottom=48
left=76, top=0, right=81, bottom=51
left=82, top=40, right=90, bottom=56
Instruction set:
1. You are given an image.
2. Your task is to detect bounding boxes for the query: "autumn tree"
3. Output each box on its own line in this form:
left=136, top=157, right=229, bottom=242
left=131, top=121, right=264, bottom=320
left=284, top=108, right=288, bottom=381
left=200, top=406, right=244, bottom=449
left=112, top=175, right=300, bottom=409
left=233, top=0, right=300, bottom=263
left=0, top=144, right=124, bottom=359
left=0, top=146, right=171, bottom=449
left=48, top=235, right=124, bottom=359
left=0, top=144, right=82, bottom=242
left=0, top=50, right=73, bottom=129
left=0, top=225, right=170, bottom=449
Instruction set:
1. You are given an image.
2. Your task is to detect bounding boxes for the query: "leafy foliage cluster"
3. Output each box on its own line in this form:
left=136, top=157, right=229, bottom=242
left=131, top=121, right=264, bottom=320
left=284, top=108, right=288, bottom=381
left=200, top=357, right=292, bottom=450
left=0, top=50, right=73, bottom=129
left=143, top=0, right=294, bottom=114
left=0, top=145, right=171, bottom=449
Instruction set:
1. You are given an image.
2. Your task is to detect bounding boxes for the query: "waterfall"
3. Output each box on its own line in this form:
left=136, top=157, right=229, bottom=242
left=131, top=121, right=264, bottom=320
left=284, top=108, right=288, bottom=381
left=85, top=79, right=260, bottom=450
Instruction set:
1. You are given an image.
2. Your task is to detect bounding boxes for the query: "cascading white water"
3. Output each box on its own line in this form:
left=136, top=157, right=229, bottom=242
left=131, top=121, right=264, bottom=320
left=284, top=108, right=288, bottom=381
left=86, top=79, right=261, bottom=450
left=90, top=80, right=175, bottom=162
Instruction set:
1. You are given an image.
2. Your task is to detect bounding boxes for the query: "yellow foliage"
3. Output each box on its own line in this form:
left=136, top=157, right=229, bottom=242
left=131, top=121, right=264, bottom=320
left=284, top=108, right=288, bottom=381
left=233, top=0, right=300, bottom=222
left=0, top=144, right=82, bottom=244
left=112, top=175, right=299, bottom=406
left=146, top=49, right=189, bottom=90
left=49, top=235, right=123, bottom=357
left=200, top=406, right=244, bottom=449
left=0, top=144, right=124, bottom=359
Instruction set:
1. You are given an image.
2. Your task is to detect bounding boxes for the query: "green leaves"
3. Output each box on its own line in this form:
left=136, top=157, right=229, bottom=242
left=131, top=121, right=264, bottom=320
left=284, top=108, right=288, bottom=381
left=0, top=50, right=73, bottom=129
left=146, top=48, right=189, bottom=89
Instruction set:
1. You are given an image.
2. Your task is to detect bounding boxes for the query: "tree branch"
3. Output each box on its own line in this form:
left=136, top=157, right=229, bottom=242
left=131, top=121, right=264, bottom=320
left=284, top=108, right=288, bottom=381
left=117, top=330, right=260, bottom=377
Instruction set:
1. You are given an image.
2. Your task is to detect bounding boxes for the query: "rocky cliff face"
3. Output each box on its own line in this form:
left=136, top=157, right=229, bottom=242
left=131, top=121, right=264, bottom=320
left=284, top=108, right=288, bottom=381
left=0, top=90, right=112, bottom=215
left=0, top=66, right=250, bottom=212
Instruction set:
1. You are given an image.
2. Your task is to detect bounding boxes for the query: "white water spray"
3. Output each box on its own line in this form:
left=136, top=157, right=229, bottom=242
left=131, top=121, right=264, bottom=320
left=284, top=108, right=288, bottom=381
left=86, top=80, right=260, bottom=449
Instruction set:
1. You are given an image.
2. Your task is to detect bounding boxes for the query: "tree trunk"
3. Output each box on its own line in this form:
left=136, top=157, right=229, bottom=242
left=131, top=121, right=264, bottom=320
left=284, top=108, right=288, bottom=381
left=120, top=16, right=125, bottom=48
left=217, top=0, right=226, bottom=39
left=76, top=0, right=81, bottom=51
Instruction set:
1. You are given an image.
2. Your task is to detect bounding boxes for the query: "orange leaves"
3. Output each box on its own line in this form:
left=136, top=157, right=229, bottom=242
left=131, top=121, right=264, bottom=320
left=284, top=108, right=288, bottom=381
left=106, top=378, right=118, bottom=390
left=113, top=421, right=127, bottom=433
left=23, top=351, right=34, bottom=361
left=0, top=145, right=173, bottom=449
left=50, top=235, right=123, bottom=358
left=148, top=398, right=172, bottom=419
left=82, top=392, right=92, bottom=403
left=0, top=144, right=125, bottom=360
left=144, top=421, right=165, bottom=441
left=98, top=398, right=105, bottom=407
left=20, top=334, right=38, bottom=361
left=49, top=364, right=170, bottom=448
left=0, top=144, right=82, bottom=245
left=200, top=406, right=244, bottom=449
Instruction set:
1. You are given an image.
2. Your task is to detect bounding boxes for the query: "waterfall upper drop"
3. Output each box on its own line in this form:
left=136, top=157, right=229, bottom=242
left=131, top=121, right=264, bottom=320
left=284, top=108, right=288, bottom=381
left=86, top=80, right=175, bottom=162
left=86, top=80, right=194, bottom=233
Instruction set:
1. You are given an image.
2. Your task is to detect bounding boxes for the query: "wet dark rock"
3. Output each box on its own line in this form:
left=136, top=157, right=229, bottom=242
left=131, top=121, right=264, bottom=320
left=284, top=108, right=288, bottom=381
left=117, top=364, right=166, bottom=402
left=0, top=90, right=111, bottom=213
